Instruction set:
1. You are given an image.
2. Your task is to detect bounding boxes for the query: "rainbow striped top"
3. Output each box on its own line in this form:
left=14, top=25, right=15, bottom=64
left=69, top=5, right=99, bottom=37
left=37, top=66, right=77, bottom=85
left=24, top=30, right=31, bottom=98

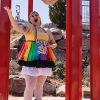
left=25, top=29, right=49, bottom=41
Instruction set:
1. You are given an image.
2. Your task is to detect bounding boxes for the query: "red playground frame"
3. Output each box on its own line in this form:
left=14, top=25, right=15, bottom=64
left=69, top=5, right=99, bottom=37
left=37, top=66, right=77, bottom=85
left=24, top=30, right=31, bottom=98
left=0, top=0, right=33, bottom=99
left=67, top=0, right=100, bottom=100
left=0, top=0, right=100, bottom=100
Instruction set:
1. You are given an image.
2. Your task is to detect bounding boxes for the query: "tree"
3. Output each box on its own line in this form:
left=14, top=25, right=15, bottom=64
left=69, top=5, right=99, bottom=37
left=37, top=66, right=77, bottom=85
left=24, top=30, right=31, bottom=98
left=49, top=0, right=66, bottom=29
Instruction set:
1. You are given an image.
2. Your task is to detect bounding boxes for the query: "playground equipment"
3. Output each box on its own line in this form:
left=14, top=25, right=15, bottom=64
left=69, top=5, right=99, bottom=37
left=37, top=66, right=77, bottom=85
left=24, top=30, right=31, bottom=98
left=0, top=0, right=33, bottom=99
left=1, top=0, right=100, bottom=100
left=66, top=0, right=82, bottom=100
left=67, top=0, right=100, bottom=100
left=42, top=0, right=58, bottom=5
left=0, top=1, right=11, bottom=99
left=90, top=0, right=100, bottom=100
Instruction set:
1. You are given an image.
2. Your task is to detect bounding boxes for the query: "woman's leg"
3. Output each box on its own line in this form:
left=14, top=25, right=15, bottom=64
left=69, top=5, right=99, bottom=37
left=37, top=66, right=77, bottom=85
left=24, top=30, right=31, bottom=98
left=34, top=76, right=47, bottom=100
left=24, top=75, right=37, bottom=100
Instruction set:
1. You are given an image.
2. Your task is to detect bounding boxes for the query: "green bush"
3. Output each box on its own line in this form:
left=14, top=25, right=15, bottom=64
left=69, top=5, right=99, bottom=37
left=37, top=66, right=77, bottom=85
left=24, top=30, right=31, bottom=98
left=52, top=61, right=65, bottom=80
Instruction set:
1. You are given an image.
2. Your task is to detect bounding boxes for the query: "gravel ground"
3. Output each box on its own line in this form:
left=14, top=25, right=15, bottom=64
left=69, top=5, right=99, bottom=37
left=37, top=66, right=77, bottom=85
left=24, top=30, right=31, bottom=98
left=9, top=95, right=90, bottom=100
left=9, top=95, right=65, bottom=100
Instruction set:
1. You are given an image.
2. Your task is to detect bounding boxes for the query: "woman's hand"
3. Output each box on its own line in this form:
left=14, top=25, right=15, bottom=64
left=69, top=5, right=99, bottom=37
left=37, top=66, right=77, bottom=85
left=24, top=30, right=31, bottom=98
left=4, top=6, right=11, bottom=13
left=46, top=43, right=57, bottom=49
left=4, top=6, right=27, bottom=34
left=46, top=29, right=57, bottom=49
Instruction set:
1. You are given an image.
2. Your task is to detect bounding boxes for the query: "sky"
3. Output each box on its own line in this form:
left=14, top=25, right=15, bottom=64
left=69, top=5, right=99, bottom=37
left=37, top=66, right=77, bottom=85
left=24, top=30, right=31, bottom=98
left=82, top=0, right=89, bottom=24
left=12, top=0, right=51, bottom=24
left=11, top=0, right=89, bottom=25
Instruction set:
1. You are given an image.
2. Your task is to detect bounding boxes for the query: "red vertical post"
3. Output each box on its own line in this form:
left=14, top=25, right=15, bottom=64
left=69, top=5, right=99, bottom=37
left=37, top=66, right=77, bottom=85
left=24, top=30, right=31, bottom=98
left=66, top=0, right=70, bottom=99
left=0, top=0, right=11, bottom=100
left=28, top=0, right=33, bottom=16
left=66, top=0, right=82, bottom=100
left=90, top=0, right=100, bottom=100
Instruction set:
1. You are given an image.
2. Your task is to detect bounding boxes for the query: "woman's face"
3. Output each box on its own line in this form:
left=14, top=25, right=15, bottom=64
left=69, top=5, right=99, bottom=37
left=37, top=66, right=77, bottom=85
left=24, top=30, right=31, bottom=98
left=29, top=12, right=41, bottom=26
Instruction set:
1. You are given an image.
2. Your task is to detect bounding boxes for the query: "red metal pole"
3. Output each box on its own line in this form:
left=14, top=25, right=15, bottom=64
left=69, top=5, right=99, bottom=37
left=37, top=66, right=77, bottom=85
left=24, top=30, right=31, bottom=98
left=28, top=0, right=33, bottom=16
left=66, top=0, right=82, bottom=100
left=90, top=0, right=100, bottom=100
left=0, top=0, right=11, bottom=100
left=66, top=0, right=70, bottom=99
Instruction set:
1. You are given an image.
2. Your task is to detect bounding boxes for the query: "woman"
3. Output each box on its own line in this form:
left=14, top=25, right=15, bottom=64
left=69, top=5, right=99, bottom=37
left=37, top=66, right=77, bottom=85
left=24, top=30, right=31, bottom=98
left=4, top=7, right=57, bottom=100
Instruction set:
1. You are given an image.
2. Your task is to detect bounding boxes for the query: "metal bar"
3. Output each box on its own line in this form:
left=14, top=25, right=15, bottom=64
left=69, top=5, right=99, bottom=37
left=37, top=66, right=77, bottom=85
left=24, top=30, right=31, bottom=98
left=28, top=0, right=33, bottom=16
left=0, top=0, right=11, bottom=100
left=90, top=0, right=100, bottom=100
left=66, top=0, right=70, bottom=99
left=66, top=0, right=82, bottom=100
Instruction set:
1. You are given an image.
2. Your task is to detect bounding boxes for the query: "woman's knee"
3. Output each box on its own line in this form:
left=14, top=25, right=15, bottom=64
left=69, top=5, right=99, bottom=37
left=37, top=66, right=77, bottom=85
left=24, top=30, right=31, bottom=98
left=25, top=75, right=37, bottom=91
left=36, top=76, right=47, bottom=87
left=25, top=83, right=35, bottom=92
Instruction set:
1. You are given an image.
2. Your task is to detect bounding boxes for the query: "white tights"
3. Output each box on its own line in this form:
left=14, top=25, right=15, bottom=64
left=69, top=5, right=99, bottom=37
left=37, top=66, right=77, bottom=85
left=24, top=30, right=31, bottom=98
left=24, top=75, right=47, bottom=100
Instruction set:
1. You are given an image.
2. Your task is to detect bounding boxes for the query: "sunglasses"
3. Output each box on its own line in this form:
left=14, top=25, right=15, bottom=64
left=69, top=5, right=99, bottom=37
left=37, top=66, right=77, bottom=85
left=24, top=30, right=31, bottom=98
left=31, top=13, right=39, bottom=17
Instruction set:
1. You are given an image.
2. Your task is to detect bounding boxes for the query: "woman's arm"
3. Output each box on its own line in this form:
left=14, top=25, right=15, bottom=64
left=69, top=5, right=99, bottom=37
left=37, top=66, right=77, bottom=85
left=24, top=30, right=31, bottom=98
left=46, top=29, right=57, bottom=49
left=4, top=6, right=32, bottom=34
